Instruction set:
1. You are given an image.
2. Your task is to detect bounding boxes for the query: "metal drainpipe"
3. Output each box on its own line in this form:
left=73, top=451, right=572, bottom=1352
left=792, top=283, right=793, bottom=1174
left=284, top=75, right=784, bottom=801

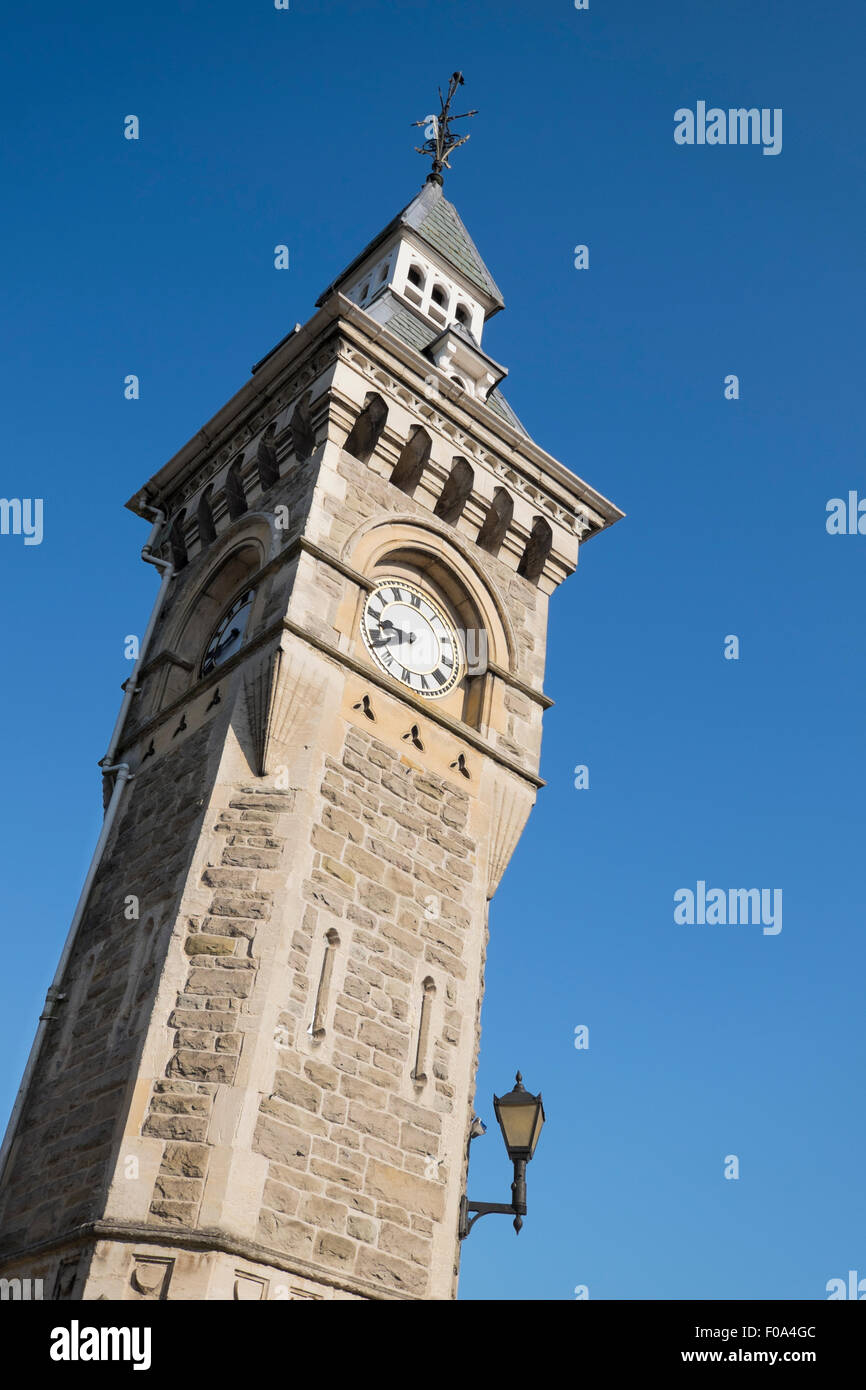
left=0, top=502, right=174, bottom=1187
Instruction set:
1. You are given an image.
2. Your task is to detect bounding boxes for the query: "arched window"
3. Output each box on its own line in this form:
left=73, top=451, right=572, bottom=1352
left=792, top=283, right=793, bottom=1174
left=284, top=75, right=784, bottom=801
left=476, top=487, right=513, bottom=556
left=450, top=375, right=467, bottom=389
left=343, top=391, right=388, bottom=464
left=390, top=426, right=431, bottom=496
left=225, top=461, right=247, bottom=520
left=168, top=510, right=188, bottom=569
left=153, top=538, right=265, bottom=714
left=454, top=303, right=471, bottom=328
left=517, top=517, right=553, bottom=584
left=428, top=283, right=448, bottom=325
left=378, top=262, right=389, bottom=282
left=197, top=488, right=216, bottom=547
left=181, top=544, right=261, bottom=681
left=359, top=283, right=370, bottom=302
left=256, top=424, right=280, bottom=491
left=434, top=458, right=474, bottom=526
left=405, top=264, right=425, bottom=307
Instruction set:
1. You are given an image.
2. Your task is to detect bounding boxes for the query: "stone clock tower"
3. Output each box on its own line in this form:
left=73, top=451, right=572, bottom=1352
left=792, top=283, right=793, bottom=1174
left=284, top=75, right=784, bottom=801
left=0, top=162, right=621, bottom=1300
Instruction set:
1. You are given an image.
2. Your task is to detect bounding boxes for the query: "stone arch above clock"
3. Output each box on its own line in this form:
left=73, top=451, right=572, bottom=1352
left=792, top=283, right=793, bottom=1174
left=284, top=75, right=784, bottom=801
left=344, top=517, right=514, bottom=664
left=341, top=516, right=514, bottom=731
left=141, top=516, right=275, bottom=717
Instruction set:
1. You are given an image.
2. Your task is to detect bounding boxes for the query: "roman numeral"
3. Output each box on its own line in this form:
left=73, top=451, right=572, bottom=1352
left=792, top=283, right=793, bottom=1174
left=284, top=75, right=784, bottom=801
left=409, top=593, right=421, bottom=609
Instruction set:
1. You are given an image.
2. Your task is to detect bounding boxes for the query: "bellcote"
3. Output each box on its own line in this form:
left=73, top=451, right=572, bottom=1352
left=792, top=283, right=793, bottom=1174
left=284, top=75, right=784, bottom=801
left=316, top=179, right=504, bottom=366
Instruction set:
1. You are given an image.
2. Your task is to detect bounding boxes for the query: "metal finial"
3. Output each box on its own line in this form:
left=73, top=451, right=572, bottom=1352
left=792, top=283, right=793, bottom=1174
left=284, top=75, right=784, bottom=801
left=412, top=71, right=477, bottom=184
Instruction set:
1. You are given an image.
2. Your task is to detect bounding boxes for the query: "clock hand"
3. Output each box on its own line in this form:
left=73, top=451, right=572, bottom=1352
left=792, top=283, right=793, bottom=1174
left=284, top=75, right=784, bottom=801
left=371, top=633, right=415, bottom=649
left=210, top=626, right=241, bottom=659
left=372, top=621, right=417, bottom=647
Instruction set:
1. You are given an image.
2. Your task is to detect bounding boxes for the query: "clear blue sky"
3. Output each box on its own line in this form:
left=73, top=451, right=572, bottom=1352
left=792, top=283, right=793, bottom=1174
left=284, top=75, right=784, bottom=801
left=1, top=0, right=863, bottom=1301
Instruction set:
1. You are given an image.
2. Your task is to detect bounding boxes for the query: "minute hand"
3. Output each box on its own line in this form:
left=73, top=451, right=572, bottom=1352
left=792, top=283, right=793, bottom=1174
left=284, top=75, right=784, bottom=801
left=372, top=624, right=417, bottom=647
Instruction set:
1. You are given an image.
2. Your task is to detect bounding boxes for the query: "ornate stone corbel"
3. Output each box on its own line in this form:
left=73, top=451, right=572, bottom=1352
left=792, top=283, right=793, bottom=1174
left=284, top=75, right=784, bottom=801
left=486, top=773, right=535, bottom=899
left=243, top=641, right=326, bottom=776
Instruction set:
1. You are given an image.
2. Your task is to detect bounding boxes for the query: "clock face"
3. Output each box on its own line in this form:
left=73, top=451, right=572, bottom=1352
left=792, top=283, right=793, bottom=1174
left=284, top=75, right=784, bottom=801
left=201, top=589, right=255, bottom=677
left=361, top=578, right=464, bottom=698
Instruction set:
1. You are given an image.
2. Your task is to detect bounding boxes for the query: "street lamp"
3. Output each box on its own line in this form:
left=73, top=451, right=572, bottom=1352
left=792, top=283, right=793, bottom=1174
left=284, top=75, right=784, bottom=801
left=459, top=1072, right=545, bottom=1239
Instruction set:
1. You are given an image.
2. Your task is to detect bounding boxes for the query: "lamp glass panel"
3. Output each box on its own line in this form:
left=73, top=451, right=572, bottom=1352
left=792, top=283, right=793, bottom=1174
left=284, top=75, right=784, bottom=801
left=499, top=1100, right=539, bottom=1153
left=528, top=1106, right=545, bottom=1157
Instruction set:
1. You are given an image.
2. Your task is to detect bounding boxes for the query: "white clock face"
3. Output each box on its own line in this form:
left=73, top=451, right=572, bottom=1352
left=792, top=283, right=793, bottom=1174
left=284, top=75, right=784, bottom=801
left=361, top=578, right=464, bottom=698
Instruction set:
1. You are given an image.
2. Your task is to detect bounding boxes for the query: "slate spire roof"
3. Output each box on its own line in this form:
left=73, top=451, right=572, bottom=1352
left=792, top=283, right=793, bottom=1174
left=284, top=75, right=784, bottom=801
left=317, top=179, right=504, bottom=310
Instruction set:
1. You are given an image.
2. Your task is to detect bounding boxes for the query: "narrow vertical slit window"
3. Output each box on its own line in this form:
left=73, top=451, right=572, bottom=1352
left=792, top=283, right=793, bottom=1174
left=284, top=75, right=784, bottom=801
left=309, top=929, right=340, bottom=1040
left=412, top=976, right=436, bottom=1084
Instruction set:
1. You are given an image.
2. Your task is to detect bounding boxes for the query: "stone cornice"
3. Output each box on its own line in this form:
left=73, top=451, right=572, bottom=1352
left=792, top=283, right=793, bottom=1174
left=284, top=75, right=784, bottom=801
left=331, top=305, right=622, bottom=533
left=0, top=1220, right=406, bottom=1301
left=124, top=308, right=345, bottom=517
left=125, top=295, right=623, bottom=538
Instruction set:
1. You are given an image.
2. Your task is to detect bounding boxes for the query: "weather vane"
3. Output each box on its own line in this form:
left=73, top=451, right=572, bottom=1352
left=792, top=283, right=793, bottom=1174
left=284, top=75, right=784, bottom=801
left=412, top=72, right=477, bottom=185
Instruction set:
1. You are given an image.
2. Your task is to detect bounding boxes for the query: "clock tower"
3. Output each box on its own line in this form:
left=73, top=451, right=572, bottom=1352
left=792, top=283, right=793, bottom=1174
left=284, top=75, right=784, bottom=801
left=0, top=149, right=622, bottom=1301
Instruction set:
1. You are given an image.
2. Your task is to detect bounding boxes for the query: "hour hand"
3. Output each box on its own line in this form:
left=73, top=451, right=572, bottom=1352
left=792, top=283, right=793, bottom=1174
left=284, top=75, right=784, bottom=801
left=211, top=626, right=240, bottom=658
left=371, top=620, right=416, bottom=648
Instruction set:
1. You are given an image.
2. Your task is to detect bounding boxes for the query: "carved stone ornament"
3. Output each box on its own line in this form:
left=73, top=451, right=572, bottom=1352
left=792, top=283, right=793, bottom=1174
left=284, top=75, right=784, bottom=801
left=243, top=641, right=326, bottom=776
left=486, top=775, right=535, bottom=898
